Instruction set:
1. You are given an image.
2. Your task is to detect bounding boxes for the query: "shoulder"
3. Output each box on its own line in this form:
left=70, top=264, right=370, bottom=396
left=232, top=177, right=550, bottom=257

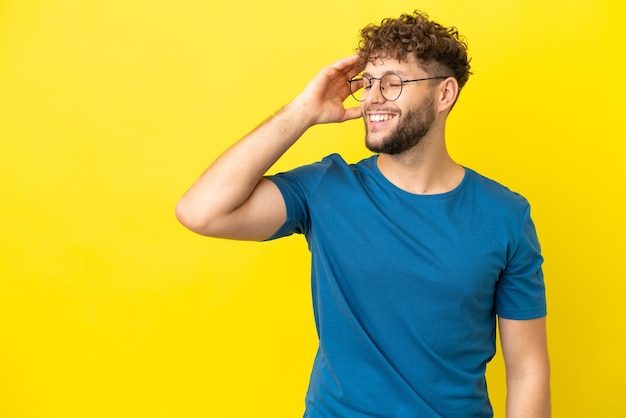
left=269, top=153, right=375, bottom=184
left=308, top=153, right=376, bottom=173
left=463, top=168, right=535, bottom=231
left=465, top=168, right=530, bottom=212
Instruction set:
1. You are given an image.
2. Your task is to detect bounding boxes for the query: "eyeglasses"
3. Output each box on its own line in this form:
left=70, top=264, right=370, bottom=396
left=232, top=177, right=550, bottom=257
left=348, top=73, right=449, bottom=102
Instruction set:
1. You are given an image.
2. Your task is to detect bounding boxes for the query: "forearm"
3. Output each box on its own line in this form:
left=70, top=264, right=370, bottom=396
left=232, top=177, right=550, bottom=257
left=176, top=55, right=362, bottom=238
left=506, top=372, right=551, bottom=418
left=176, top=96, right=314, bottom=233
left=499, top=317, right=551, bottom=418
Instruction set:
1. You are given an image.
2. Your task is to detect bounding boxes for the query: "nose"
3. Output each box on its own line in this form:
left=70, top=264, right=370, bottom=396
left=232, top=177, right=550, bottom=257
left=364, top=79, right=386, bottom=104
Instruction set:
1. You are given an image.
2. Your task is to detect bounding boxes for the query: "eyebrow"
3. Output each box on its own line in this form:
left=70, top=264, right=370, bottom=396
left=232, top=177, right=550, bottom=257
left=363, top=70, right=411, bottom=78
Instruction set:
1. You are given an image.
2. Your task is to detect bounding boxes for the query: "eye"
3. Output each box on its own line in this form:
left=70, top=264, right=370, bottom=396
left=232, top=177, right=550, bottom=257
left=383, top=74, right=403, bottom=88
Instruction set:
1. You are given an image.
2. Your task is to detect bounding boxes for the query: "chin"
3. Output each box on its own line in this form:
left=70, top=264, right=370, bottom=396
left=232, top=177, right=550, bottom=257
left=365, top=137, right=393, bottom=154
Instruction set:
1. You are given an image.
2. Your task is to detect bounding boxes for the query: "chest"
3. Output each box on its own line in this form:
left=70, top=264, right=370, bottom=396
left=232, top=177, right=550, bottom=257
left=305, top=186, right=512, bottom=309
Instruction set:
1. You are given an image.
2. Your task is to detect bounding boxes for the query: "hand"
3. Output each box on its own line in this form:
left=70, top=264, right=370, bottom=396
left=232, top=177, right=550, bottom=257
left=295, top=55, right=364, bottom=125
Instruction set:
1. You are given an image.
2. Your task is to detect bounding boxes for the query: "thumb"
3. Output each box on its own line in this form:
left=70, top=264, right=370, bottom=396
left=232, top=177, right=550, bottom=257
left=341, top=106, right=363, bottom=122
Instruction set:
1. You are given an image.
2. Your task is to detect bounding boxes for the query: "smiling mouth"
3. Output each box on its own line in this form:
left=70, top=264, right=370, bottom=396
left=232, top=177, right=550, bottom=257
left=368, top=113, right=396, bottom=123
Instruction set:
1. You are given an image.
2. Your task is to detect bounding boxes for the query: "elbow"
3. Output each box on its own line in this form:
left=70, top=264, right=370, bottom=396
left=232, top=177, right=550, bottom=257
left=175, top=197, right=213, bottom=235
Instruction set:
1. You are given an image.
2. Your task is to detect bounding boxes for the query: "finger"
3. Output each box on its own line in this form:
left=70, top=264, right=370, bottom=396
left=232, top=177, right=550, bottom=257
left=330, top=54, right=361, bottom=78
left=345, top=65, right=363, bottom=82
left=331, top=54, right=360, bottom=69
left=342, top=106, right=363, bottom=122
left=343, top=54, right=365, bottom=80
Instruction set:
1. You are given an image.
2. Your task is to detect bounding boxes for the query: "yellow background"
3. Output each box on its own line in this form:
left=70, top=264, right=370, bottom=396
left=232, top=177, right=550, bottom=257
left=1, top=0, right=624, bottom=417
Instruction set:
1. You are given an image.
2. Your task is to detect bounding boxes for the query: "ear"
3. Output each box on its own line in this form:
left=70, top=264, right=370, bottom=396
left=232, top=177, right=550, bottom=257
left=436, top=77, right=459, bottom=114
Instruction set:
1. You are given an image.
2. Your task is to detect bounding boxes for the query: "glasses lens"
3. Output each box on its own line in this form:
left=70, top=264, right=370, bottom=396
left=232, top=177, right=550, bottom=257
left=381, top=74, right=402, bottom=101
left=349, top=75, right=404, bottom=102
left=349, top=77, right=367, bottom=102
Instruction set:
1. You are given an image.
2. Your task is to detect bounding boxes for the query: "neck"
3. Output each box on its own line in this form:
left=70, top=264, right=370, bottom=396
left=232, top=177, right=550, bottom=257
left=376, top=125, right=464, bottom=195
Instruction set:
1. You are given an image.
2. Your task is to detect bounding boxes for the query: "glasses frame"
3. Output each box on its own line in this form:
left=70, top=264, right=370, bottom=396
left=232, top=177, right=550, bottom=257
left=348, top=74, right=449, bottom=102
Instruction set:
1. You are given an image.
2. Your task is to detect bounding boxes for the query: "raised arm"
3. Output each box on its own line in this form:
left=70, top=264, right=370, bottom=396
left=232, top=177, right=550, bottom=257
left=499, top=317, right=551, bottom=418
left=175, top=55, right=363, bottom=241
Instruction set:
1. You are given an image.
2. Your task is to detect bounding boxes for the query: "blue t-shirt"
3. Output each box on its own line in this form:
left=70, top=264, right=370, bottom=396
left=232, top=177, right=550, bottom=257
left=266, top=154, right=546, bottom=418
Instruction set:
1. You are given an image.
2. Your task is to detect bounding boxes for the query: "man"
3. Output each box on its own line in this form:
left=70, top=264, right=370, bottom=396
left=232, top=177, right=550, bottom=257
left=176, top=11, right=550, bottom=418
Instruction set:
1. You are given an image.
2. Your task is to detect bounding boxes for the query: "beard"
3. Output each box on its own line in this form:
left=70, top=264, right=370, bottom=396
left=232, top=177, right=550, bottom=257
left=364, top=94, right=436, bottom=155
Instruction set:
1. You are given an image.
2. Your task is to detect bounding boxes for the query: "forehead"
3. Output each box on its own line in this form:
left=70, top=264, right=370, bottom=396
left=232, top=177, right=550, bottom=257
left=363, top=54, right=423, bottom=76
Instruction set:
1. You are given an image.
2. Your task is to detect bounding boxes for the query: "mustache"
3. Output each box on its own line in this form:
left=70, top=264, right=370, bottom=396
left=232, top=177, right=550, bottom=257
left=363, top=106, right=402, bottom=115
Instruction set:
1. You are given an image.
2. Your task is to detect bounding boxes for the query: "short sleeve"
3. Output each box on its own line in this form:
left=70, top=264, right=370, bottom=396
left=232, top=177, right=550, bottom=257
left=264, top=155, right=340, bottom=240
left=495, top=205, right=547, bottom=320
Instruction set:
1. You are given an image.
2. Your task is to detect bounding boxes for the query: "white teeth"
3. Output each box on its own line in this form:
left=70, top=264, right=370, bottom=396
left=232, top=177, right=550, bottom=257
left=369, top=114, right=394, bottom=122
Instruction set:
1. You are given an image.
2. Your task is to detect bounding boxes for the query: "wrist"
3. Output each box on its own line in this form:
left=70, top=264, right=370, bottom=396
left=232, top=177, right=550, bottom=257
left=288, top=93, right=319, bottom=127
